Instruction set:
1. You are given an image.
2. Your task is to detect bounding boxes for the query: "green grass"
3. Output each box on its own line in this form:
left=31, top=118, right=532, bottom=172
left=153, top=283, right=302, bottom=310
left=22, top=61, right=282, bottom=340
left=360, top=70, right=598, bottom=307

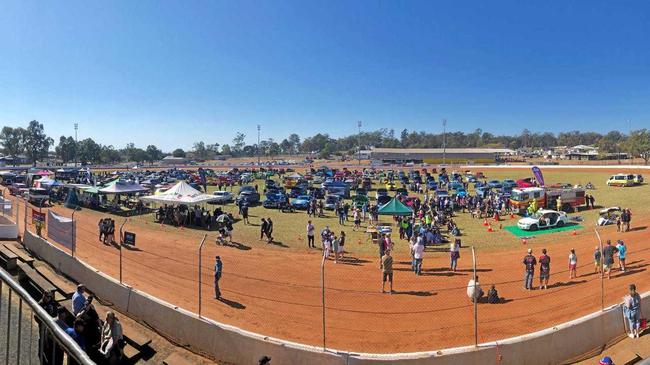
left=123, top=169, right=648, bottom=257
left=503, top=223, right=583, bottom=237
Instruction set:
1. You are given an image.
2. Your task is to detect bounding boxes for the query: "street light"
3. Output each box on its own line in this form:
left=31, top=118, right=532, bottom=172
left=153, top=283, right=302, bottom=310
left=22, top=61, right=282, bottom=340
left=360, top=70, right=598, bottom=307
left=257, top=124, right=261, bottom=165
left=442, top=119, right=447, bottom=166
left=74, top=123, right=78, bottom=167
left=357, top=120, right=362, bottom=165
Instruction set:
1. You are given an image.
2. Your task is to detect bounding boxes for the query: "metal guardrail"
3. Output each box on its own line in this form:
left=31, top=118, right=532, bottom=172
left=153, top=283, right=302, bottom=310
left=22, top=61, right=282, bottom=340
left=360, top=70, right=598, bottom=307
left=0, top=267, right=95, bottom=365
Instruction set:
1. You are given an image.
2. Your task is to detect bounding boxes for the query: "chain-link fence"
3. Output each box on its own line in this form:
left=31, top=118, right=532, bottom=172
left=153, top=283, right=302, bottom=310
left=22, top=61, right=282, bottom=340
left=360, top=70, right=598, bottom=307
left=14, top=194, right=647, bottom=355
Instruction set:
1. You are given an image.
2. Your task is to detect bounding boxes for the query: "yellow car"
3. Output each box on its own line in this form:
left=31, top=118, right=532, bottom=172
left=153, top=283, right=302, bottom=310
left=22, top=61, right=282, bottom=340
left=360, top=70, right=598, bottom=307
left=606, top=174, right=634, bottom=187
left=385, top=181, right=396, bottom=191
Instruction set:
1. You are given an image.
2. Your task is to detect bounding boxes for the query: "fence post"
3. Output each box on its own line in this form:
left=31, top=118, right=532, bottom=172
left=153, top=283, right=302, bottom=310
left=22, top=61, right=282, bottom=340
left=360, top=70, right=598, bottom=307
left=321, top=253, right=326, bottom=351
left=595, top=229, right=604, bottom=311
left=71, top=207, right=78, bottom=258
left=472, top=246, right=478, bottom=347
left=197, top=234, right=207, bottom=318
left=119, top=218, right=128, bottom=284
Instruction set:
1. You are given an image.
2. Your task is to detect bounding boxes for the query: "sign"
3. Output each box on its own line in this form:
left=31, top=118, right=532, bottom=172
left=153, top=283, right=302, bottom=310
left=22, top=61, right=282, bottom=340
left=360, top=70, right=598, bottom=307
left=32, top=209, right=46, bottom=223
left=47, top=211, right=74, bottom=250
left=123, top=231, right=136, bottom=246
left=531, top=166, right=545, bottom=187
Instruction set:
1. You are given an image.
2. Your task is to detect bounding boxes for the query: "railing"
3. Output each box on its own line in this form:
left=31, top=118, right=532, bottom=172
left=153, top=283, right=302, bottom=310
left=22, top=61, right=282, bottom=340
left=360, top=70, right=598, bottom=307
left=0, top=267, right=94, bottom=365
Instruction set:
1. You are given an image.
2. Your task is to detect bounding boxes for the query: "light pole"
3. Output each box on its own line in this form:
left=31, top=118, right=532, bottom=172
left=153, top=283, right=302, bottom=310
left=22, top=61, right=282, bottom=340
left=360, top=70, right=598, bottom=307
left=442, top=119, right=447, bottom=166
left=74, top=123, right=78, bottom=167
left=257, top=124, right=261, bottom=165
left=357, top=120, right=362, bottom=165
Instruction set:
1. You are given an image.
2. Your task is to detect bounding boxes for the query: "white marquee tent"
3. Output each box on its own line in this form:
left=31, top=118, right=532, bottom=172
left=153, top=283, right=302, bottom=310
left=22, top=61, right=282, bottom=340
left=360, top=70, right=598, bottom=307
left=139, top=181, right=219, bottom=206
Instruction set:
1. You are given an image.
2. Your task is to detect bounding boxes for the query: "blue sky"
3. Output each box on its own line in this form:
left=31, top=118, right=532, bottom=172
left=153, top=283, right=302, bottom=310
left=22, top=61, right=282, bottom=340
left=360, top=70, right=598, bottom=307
left=1, top=1, right=648, bottom=151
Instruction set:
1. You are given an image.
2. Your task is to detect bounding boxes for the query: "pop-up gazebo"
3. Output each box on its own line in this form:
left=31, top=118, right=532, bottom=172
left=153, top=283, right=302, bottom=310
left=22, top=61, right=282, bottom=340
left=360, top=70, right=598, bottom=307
left=377, top=198, right=413, bottom=216
left=139, top=181, right=219, bottom=206
left=99, top=180, right=149, bottom=194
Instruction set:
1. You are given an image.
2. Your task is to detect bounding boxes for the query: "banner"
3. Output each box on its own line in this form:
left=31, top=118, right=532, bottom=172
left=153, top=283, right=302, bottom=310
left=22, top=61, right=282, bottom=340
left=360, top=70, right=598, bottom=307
left=47, top=210, right=75, bottom=250
left=32, top=209, right=46, bottom=223
left=532, top=166, right=545, bottom=187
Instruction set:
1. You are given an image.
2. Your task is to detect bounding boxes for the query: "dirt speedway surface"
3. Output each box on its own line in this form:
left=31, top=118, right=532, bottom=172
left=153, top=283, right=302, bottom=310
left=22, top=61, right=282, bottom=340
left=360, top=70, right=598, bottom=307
left=6, top=167, right=650, bottom=354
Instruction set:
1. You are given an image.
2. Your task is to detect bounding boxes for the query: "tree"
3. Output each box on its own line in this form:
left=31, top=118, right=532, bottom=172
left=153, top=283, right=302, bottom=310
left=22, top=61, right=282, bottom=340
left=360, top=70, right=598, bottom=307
left=280, top=139, right=292, bottom=155
left=23, top=121, right=53, bottom=166
left=100, top=145, right=121, bottom=164
left=77, top=138, right=102, bottom=164
left=206, top=143, right=220, bottom=155
left=192, top=141, right=209, bottom=160
left=232, top=132, right=246, bottom=155
left=172, top=148, right=186, bottom=158
left=55, top=136, right=77, bottom=164
left=145, top=145, right=163, bottom=164
left=220, top=144, right=232, bottom=156
left=0, top=127, right=26, bottom=165
left=625, top=129, right=650, bottom=165
left=288, top=133, right=301, bottom=154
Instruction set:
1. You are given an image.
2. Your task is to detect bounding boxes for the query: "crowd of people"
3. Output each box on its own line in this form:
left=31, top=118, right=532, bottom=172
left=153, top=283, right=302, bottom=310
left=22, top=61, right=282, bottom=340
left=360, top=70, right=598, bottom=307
left=39, top=284, right=124, bottom=364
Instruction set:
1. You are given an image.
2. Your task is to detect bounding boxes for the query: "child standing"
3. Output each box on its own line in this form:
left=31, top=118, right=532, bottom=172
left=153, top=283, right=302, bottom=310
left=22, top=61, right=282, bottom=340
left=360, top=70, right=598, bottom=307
left=568, top=249, right=578, bottom=279
left=594, top=246, right=602, bottom=273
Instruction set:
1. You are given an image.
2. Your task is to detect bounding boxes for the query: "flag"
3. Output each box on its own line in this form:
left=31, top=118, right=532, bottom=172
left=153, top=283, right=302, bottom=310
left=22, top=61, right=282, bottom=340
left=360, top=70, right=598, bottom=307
left=532, top=166, right=545, bottom=187
left=47, top=211, right=75, bottom=250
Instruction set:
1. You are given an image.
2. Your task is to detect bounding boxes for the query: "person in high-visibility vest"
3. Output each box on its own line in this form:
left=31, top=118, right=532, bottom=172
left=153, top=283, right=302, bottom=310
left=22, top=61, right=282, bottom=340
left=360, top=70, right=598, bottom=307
left=556, top=196, right=563, bottom=211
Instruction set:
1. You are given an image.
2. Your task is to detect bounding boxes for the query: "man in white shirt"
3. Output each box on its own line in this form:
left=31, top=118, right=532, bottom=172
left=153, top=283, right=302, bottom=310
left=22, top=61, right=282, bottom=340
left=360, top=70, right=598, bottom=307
left=413, top=238, right=425, bottom=275
left=467, top=275, right=484, bottom=303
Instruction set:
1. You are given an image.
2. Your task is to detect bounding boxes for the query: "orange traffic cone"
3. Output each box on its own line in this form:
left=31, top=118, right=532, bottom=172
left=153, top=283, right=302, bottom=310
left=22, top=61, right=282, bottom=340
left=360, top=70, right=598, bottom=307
left=487, top=225, right=494, bottom=232
left=572, top=229, right=577, bottom=236
left=499, top=223, right=503, bottom=230
left=522, top=238, right=527, bottom=245
left=510, top=213, right=515, bottom=219
left=483, top=218, right=489, bottom=226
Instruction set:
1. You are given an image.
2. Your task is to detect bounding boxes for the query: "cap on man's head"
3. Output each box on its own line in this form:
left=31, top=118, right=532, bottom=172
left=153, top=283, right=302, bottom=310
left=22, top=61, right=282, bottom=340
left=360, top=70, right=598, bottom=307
left=527, top=248, right=532, bottom=254
left=259, top=355, right=271, bottom=364
left=77, top=284, right=85, bottom=290
left=630, top=284, right=636, bottom=291
left=599, top=356, right=613, bottom=365
left=215, top=256, right=220, bottom=260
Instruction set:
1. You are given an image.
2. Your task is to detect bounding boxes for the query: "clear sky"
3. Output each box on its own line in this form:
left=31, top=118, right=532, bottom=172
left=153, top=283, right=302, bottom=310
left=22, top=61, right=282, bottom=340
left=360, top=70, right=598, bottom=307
left=1, top=1, right=648, bottom=151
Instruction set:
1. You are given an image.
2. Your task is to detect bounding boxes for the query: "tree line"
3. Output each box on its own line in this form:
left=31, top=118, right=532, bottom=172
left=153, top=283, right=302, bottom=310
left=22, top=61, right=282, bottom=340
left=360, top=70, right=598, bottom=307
left=1, top=121, right=649, bottom=165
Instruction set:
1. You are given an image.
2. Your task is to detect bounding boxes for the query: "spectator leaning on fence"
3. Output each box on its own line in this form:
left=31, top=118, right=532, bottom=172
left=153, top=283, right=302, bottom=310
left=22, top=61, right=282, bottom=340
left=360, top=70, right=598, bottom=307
left=623, top=284, right=642, bottom=339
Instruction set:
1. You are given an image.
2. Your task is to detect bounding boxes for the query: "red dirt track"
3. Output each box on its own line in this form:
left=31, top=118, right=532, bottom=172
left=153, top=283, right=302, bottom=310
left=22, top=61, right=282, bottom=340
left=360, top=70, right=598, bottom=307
left=7, top=176, right=650, bottom=354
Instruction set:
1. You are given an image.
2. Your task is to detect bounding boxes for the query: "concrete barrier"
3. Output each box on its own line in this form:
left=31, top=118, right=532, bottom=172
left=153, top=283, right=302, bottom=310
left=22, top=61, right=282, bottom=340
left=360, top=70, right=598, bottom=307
left=22, top=231, right=650, bottom=364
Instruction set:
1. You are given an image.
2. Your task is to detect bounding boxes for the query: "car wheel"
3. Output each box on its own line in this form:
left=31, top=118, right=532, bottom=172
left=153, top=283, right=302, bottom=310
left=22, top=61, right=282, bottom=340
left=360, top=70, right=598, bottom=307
left=556, top=221, right=565, bottom=227
left=529, top=224, right=538, bottom=231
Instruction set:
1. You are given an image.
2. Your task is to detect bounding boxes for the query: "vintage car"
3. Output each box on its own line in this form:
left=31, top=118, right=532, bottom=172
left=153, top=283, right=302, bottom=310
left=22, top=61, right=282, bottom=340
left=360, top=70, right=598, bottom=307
left=324, top=195, right=342, bottom=210
left=517, top=209, right=569, bottom=231
left=263, top=193, right=288, bottom=209
left=291, top=195, right=311, bottom=210
left=212, top=191, right=234, bottom=204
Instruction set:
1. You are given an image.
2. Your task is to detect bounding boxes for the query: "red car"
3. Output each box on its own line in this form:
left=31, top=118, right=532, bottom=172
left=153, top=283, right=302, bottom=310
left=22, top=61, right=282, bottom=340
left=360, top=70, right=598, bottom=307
left=402, top=196, right=421, bottom=207
left=516, top=178, right=535, bottom=188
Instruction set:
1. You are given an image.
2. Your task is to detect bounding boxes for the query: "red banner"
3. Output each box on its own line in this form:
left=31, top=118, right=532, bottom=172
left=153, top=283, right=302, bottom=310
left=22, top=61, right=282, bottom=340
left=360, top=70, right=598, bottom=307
left=32, top=209, right=46, bottom=223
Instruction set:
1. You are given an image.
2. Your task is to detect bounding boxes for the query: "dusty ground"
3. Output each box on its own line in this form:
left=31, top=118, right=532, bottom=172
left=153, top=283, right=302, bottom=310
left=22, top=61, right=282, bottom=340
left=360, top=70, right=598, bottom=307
left=5, top=167, right=650, bottom=355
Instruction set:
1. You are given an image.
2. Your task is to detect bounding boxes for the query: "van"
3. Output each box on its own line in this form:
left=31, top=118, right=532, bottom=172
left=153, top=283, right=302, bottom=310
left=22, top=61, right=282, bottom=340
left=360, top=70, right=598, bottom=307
left=606, top=174, right=634, bottom=187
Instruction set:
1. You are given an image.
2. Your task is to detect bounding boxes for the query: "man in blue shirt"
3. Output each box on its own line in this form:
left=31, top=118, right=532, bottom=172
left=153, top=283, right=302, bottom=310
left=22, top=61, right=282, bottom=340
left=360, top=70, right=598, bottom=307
left=214, top=256, right=223, bottom=299
left=71, top=284, right=86, bottom=316
left=65, top=319, right=86, bottom=350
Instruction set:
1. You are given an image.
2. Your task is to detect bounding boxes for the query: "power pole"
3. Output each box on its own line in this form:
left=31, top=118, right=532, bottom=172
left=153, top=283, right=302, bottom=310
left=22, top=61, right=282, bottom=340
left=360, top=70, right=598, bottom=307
left=257, top=124, right=261, bottom=165
left=74, top=123, right=78, bottom=167
left=442, top=119, right=447, bottom=166
left=357, top=120, right=362, bottom=165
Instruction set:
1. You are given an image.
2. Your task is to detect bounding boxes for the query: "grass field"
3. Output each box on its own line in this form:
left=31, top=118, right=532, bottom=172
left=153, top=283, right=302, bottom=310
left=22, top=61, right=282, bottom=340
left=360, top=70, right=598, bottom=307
left=120, top=168, right=649, bottom=256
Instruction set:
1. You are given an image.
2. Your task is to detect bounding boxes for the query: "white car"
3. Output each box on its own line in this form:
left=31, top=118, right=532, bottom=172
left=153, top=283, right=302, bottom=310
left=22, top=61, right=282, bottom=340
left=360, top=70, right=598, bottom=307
left=212, top=191, right=234, bottom=204
left=517, top=209, right=569, bottom=231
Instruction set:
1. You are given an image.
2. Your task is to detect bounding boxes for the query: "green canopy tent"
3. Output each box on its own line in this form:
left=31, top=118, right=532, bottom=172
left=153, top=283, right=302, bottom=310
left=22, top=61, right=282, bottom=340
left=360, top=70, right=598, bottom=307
left=377, top=198, right=413, bottom=216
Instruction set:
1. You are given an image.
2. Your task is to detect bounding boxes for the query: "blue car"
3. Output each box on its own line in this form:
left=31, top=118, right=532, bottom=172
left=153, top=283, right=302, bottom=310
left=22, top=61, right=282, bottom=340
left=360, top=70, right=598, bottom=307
left=263, top=193, right=287, bottom=208
left=448, top=181, right=463, bottom=191
left=502, top=179, right=517, bottom=189
left=487, top=180, right=502, bottom=189
left=291, top=195, right=311, bottom=210
left=454, top=187, right=468, bottom=198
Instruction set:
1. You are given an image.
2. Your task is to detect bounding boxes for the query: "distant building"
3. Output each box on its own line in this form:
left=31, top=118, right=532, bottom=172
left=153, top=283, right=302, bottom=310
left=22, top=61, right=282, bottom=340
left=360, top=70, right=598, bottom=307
left=369, top=148, right=514, bottom=164
left=160, top=156, right=188, bottom=165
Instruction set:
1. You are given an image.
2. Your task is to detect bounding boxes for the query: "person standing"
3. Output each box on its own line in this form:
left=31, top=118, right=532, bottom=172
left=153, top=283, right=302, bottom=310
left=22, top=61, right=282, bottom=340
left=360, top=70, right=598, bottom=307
left=332, top=234, right=340, bottom=263
left=378, top=234, right=386, bottom=269
left=624, top=284, right=642, bottom=338
left=450, top=238, right=461, bottom=272
left=523, top=249, right=537, bottom=290
left=338, top=231, right=346, bottom=259
left=306, top=221, right=315, bottom=248
left=603, top=240, right=618, bottom=279
left=260, top=218, right=268, bottom=240
left=72, top=285, right=87, bottom=316
left=413, top=237, right=424, bottom=275
left=568, top=249, right=578, bottom=279
left=241, top=204, right=249, bottom=225
left=594, top=246, right=602, bottom=274
left=616, top=240, right=627, bottom=272
left=266, top=218, right=274, bottom=243
left=214, top=256, right=223, bottom=299
left=381, top=250, right=394, bottom=294
left=538, top=248, right=551, bottom=290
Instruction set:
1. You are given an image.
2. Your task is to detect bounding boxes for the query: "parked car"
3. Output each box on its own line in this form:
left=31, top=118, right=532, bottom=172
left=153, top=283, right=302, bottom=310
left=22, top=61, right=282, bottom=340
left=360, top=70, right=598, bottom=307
left=517, top=210, right=569, bottom=231
left=395, top=188, right=408, bottom=198
left=606, top=174, right=635, bottom=187
left=324, top=195, right=342, bottom=210
left=8, top=183, right=27, bottom=196
left=516, top=178, right=535, bottom=188
left=236, top=190, right=260, bottom=205
left=28, top=188, right=50, bottom=206
left=375, top=188, right=388, bottom=200
left=502, top=179, right=517, bottom=189
left=487, top=180, right=502, bottom=189
left=308, top=187, right=325, bottom=199
left=377, top=195, right=392, bottom=206
left=263, top=193, right=287, bottom=208
left=352, top=195, right=369, bottom=209
left=632, top=174, right=644, bottom=184
left=291, top=195, right=311, bottom=210
left=212, top=191, right=234, bottom=204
